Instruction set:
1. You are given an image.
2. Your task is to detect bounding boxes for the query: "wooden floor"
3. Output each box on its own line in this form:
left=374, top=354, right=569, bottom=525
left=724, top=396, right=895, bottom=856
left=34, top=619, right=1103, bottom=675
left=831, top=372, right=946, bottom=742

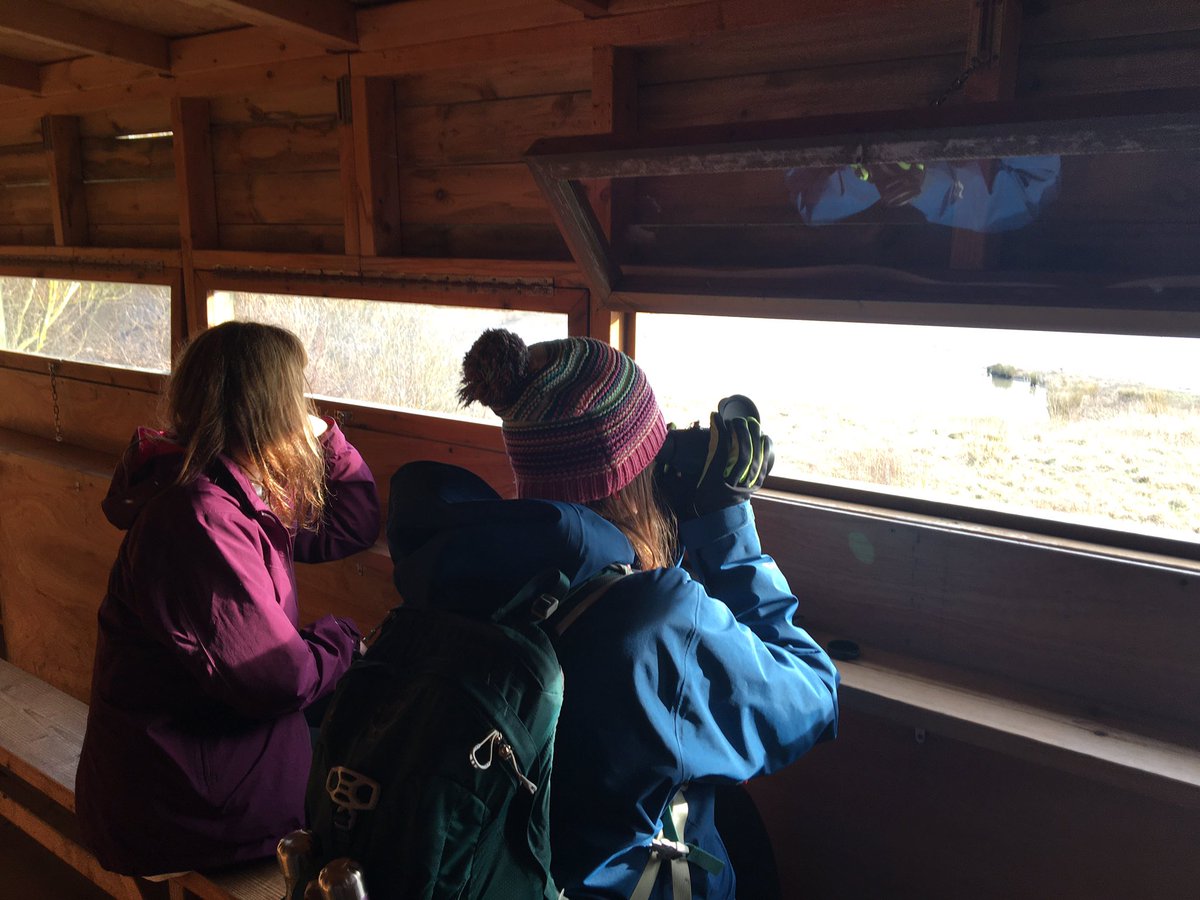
left=0, top=817, right=113, bottom=899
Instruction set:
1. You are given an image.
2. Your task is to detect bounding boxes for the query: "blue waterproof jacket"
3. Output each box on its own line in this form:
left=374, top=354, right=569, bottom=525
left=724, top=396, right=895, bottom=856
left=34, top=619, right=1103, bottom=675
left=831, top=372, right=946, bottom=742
left=388, top=462, right=839, bottom=899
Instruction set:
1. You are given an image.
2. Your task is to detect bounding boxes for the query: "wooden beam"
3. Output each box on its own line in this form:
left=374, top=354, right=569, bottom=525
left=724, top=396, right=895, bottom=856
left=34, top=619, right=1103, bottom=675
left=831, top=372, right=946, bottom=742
left=172, top=0, right=357, bottom=51
left=171, top=98, right=219, bottom=340
left=528, top=165, right=618, bottom=305
left=558, top=0, right=611, bottom=16
left=346, top=77, right=402, bottom=257
left=0, top=54, right=39, bottom=94
left=526, top=88, right=1200, bottom=178
left=0, top=1, right=169, bottom=73
left=950, top=0, right=1024, bottom=270
left=337, top=77, right=361, bottom=256
left=41, top=117, right=87, bottom=247
left=587, top=45, right=637, bottom=342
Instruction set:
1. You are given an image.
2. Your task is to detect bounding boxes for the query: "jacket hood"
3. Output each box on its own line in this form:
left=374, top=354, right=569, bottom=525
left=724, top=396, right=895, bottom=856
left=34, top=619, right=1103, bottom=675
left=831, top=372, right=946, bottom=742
left=102, top=428, right=186, bottom=530
left=387, top=461, right=635, bottom=616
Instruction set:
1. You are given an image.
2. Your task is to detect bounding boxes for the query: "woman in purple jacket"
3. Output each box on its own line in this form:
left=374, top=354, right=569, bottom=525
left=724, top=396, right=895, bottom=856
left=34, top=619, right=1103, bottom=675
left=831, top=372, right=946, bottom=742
left=76, top=321, right=380, bottom=876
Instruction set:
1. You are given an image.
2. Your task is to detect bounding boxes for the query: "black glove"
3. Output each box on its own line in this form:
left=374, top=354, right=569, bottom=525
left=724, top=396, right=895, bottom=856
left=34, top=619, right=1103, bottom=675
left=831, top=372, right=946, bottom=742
left=657, top=405, right=774, bottom=521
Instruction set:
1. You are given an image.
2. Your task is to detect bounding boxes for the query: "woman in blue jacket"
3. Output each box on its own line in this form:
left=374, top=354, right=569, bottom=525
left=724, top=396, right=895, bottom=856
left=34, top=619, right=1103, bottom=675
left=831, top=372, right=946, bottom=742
left=389, top=329, right=838, bottom=899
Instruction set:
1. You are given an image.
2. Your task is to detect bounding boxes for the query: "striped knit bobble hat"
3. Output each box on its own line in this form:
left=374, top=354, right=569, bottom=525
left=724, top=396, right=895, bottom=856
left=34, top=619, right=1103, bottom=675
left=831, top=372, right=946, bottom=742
left=459, top=329, right=667, bottom=503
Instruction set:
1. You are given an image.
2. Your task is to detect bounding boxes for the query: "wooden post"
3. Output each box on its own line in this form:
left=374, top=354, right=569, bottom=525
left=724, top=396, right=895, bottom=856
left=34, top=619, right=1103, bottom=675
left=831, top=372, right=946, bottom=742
left=342, top=75, right=402, bottom=258
left=337, top=76, right=361, bottom=257
left=42, top=116, right=87, bottom=247
left=587, top=45, right=637, bottom=347
left=949, top=0, right=1023, bottom=270
left=170, top=97, right=219, bottom=345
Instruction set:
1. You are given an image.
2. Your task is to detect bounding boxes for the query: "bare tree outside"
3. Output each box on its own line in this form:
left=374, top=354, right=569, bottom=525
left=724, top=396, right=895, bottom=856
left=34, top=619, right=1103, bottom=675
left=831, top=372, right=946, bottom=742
left=0, top=276, right=171, bottom=372
left=209, top=291, right=565, bottom=420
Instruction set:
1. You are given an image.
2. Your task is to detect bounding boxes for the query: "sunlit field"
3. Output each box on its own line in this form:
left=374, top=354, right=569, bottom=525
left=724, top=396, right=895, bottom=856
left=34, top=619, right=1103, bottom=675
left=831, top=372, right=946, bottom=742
left=637, top=315, right=1200, bottom=541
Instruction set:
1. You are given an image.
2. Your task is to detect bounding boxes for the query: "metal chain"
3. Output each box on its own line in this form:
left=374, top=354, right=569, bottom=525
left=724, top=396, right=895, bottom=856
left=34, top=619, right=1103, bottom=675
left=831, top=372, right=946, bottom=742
left=931, top=55, right=985, bottom=107
left=48, top=362, right=64, bottom=443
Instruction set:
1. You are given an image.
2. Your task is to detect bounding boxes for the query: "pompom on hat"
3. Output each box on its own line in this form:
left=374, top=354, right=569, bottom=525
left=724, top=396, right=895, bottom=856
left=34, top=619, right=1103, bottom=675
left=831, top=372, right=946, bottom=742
left=460, top=329, right=667, bottom=503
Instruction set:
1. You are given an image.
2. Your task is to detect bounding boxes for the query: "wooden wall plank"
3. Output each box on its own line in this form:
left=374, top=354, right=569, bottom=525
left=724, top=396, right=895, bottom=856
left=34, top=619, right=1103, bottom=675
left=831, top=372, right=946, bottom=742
left=393, top=51, right=590, bottom=107
left=1021, top=0, right=1200, bottom=46
left=752, top=710, right=1200, bottom=900
left=215, top=170, right=343, bottom=225
left=0, top=54, right=40, bottom=95
left=401, top=164, right=554, bottom=226
left=210, top=119, right=340, bottom=175
left=0, top=146, right=44, bottom=185
left=0, top=368, right=156, bottom=454
left=640, top=54, right=963, bottom=129
left=1019, top=32, right=1200, bottom=98
left=638, top=0, right=966, bottom=84
left=0, top=184, right=51, bottom=226
left=0, top=453, right=121, bottom=702
left=86, top=223, right=179, bottom=249
left=83, top=179, right=178, bottom=225
left=0, top=225, right=54, bottom=245
left=0, top=118, right=44, bottom=148
left=77, top=103, right=171, bottom=140
left=397, top=91, right=592, bottom=167
left=208, top=84, right=337, bottom=126
left=755, top=495, right=1200, bottom=731
left=80, top=135, right=174, bottom=182
left=218, top=223, right=345, bottom=254
left=357, top=0, right=581, bottom=51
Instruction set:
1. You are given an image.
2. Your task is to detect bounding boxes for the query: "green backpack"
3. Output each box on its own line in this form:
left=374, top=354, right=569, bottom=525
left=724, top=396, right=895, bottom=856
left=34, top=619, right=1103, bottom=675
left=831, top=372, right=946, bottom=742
left=301, top=565, right=627, bottom=900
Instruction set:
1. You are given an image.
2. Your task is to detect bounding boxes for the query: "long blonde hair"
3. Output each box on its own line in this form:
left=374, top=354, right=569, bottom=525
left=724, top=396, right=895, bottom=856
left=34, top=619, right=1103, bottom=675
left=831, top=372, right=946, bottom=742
left=586, top=465, right=677, bottom=571
left=167, top=321, right=325, bottom=529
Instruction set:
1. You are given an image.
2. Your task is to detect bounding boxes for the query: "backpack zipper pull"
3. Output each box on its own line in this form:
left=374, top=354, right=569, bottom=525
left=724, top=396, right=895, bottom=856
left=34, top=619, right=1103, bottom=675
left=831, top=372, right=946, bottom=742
left=468, top=728, right=537, bottom=794
left=497, top=741, right=538, bottom=794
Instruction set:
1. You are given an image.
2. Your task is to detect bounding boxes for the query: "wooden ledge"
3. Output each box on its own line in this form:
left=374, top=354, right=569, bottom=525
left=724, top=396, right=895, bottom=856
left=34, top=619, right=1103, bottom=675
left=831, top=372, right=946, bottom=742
left=828, top=640, right=1200, bottom=810
left=0, top=427, right=115, bottom=478
left=0, top=658, right=86, bottom=813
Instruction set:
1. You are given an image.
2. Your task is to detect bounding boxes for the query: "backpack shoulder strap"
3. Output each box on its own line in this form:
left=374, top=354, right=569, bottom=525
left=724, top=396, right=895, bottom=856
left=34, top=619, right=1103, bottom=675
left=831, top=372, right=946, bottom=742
left=546, top=563, right=632, bottom=640
left=491, top=563, right=632, bottom=636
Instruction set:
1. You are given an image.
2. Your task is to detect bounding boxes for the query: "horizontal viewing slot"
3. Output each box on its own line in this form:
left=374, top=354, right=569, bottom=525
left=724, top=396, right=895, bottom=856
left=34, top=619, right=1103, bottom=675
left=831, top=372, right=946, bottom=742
left=208, top=290, right=567, bottom=418
left=0, top=276, right=171, bottom=374
left=636, top=313, right=1200, bottom=546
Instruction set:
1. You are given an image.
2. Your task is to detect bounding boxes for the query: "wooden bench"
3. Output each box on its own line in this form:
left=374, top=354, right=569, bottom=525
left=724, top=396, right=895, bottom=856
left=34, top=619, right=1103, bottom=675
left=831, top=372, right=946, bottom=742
left=0, top=657, right=282, bottom=900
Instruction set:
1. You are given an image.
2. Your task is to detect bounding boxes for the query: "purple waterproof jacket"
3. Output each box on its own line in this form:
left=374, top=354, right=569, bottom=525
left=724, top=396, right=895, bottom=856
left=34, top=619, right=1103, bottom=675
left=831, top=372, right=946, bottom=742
left=75, top=420, right=380, bottom=875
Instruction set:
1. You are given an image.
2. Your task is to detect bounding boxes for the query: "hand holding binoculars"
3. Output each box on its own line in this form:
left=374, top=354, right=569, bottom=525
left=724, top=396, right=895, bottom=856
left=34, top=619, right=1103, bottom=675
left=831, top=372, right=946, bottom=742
left=654, top=394, right=775, bottom=520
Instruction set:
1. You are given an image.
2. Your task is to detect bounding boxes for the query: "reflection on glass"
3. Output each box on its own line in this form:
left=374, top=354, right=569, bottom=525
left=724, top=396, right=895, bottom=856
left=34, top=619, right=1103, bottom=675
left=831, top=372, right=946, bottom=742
left=209, top=291, right=566, bottom=418
left=636, top=313, right=1200, bottom=541
left=0, top=276, right=170, bottom=372
left=786, top=156, right=1062, bottom=232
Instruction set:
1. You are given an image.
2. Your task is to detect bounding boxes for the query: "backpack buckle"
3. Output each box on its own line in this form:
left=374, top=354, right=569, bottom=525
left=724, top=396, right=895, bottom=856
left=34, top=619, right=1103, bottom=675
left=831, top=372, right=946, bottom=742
left=530, top=592, right=559, bottom=621
left=326, top=766, right=380, bottom=831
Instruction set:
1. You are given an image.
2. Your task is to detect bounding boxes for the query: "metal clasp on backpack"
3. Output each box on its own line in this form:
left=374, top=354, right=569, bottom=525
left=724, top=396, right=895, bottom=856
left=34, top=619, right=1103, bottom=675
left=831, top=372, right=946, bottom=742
left=326, top=766, right=381, bottom=831
left=469, top=728, right=537, bottom=794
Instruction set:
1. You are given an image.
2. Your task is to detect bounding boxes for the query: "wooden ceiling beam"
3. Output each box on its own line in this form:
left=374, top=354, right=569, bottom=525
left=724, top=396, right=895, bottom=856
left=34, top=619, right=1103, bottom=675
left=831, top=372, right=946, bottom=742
left=0, top=1, right=169, bottom=72
left=558, top=0, right=611, bottom=16
left=172, top=1, right=358, bottom=50
left=0, top=54, right=40, bottom=94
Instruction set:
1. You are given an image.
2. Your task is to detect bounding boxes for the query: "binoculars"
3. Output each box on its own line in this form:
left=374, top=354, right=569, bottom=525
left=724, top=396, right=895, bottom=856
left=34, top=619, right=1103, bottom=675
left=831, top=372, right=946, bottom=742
left=278, top=830, right=369, bottom=900
left=654, top=394, right=759, bottom=487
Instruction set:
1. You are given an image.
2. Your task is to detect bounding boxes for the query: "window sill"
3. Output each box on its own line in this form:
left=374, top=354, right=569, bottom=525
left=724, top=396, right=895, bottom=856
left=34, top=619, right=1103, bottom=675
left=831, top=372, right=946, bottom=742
left=825, top=636, right=1200, bottom=810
